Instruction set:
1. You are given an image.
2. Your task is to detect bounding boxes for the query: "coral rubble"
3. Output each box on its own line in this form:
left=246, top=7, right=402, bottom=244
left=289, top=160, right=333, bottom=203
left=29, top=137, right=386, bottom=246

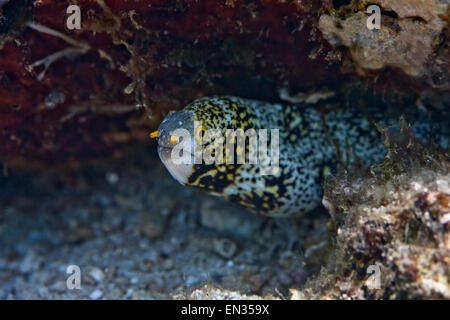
left=293, top=125, right=449, bottom=299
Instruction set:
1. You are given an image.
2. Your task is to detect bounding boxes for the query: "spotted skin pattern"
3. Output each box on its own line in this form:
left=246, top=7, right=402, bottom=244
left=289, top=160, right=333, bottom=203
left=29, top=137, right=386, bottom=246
left=160, top=96, right=448, bottom=217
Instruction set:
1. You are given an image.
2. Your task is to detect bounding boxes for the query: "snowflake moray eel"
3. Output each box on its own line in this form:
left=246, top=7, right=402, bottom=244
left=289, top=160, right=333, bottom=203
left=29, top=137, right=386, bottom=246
left=155, top=96, right=448, bottom=218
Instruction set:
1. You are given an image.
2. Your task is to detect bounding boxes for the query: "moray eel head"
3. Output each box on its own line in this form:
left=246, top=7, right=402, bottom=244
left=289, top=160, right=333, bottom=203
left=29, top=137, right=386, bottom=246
left=157, top=96, right=248, bottom=184
left=156, top=109, right=196, bottom=185
left=156, top=96, right=289, bottom=216
left=156, top=96, right=256, bottom=186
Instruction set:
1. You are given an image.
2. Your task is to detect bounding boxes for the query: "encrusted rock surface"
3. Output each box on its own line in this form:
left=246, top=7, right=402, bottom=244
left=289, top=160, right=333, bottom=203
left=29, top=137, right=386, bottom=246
left=293, top=126, right=450, bottom=299
left=0, top=0, right=448, bottom=164
left=319, top=0, right=449, bottom=79
left=0, top=0, right=336, bottom=164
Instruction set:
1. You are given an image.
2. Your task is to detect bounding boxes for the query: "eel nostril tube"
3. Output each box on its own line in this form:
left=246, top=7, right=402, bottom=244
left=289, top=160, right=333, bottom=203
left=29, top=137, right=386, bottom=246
left=149, top=130, right=178, bottom=145
left=149, top=131, right=159, bottom=139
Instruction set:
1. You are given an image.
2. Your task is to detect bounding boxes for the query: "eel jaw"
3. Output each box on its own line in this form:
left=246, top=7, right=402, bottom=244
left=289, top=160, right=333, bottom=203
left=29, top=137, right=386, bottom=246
left=156, top=110, right=195, bottom=185
left=157, top=145, right=193, bottom=185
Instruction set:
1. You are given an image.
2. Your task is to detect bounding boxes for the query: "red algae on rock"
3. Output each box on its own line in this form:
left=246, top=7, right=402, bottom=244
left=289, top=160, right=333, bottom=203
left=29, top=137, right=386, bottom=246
left=319, top=0, right=448, bottom=79
left=0, top=0, right=336, bottom=165
left=1, top=0, right=448, bottom=166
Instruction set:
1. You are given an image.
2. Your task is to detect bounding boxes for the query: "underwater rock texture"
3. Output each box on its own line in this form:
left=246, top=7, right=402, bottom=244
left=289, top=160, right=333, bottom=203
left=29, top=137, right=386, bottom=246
left=0, top=0, right=448, bottom=165
left=0, top=0, right=333, bottom=165
left=293, top=126, right=450, bottom=299
left=1, top=130, right=447, bottom=300
left=0, top=148, right=327, bottom=299
left=319, top=0, right=449, bottom=79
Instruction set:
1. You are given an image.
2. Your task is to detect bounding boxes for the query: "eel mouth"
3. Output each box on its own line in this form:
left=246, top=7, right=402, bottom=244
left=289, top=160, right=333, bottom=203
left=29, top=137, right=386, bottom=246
left=157, top=145, right=194, bottom=185
left=156, top=110, right=195, bottom=185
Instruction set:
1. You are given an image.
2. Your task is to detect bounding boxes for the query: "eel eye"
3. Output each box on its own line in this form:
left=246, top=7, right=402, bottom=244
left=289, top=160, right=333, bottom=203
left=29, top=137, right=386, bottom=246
left=170, top=135, right=179, bottom=144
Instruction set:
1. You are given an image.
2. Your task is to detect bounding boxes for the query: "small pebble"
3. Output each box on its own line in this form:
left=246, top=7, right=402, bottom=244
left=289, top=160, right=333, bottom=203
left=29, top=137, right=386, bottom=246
left=214, top=238, right=237, bottom=259
left=89, top=267, right=105, bottom=283
left=138, top=211, right=165, bottom=239
left=106, top=172, right=119, bottom=184
left=200, top=201, right=258, bottom=235
left=162, top=259, right=174, bottom=270
left=89, top=289, right=103, bottom=300
left=278, top=272, right=293, bottom=286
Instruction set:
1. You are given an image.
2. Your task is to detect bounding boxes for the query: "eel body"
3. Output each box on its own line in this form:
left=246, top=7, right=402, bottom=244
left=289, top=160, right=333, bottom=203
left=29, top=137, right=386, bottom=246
left=155, top=96, right=448, bottom=217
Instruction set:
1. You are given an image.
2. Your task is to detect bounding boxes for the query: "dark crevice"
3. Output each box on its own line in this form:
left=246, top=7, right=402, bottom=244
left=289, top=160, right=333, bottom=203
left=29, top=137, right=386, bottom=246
left=333, top=0, right=352, bottom=10
left=381, top=10, right=399, bottom=19
left=0, top=0, right=33, bottom=35
left=404, top=16, right=428, bottom=24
